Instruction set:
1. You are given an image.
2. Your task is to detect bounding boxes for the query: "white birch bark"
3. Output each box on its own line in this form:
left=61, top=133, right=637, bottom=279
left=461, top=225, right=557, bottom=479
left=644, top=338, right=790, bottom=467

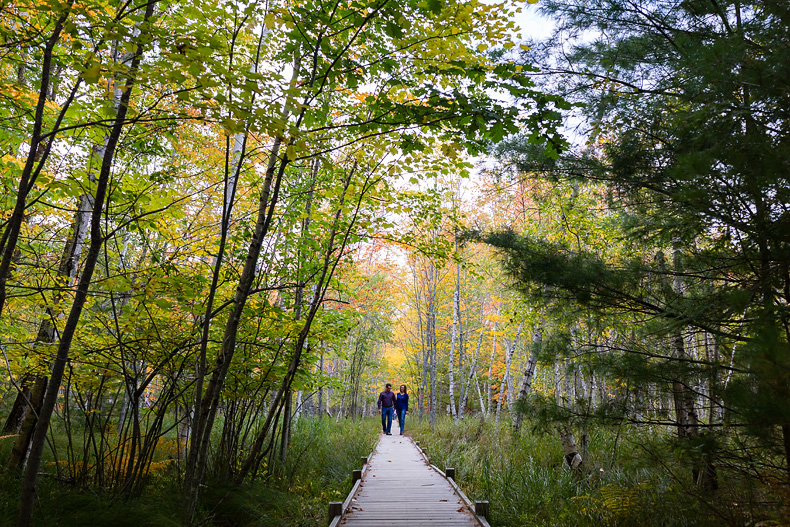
left=317, top=347, right=324, bottom=419
left=554, top=358, right=562, bottom=403
left=589, top=370, right=598, bottom=411
left=459, top=329, right=484, bottom=415
left=497, top=323, right=522, bottom=424
left=295, top=391, right=302, bottom=421
left=513, top=324, right=540, bottom=431
left=560, top=427, right=583, bottom=469
left=669, top=240, right=700, bottom=441
left=474, top=374, right=485, bottom=415
left=427, top=260, right=438, bottom=425
left=448, top=282, right=459, bottom=421
left=326, top=385, right=331, bottom=417
left=486, top=319, right=497, bottom=417
left=579, top=370, right=589, bottom=409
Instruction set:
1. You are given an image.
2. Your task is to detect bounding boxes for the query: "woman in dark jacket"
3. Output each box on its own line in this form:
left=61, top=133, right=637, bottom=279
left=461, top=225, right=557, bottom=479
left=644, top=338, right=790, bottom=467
left=395, top=384, right=409, bottom=435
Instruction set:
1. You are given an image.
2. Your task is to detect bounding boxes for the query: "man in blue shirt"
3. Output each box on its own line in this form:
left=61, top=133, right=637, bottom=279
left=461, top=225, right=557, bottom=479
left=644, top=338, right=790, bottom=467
left=377, top=383, right=396, bottom=435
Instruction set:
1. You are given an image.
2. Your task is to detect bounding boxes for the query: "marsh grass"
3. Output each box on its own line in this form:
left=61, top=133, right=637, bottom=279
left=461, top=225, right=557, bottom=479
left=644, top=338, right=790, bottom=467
left=201, top=417, right=378, bottom=527
left=412, top=417, right=783, bottom=527
left=0, top=417, right=377, bottom=527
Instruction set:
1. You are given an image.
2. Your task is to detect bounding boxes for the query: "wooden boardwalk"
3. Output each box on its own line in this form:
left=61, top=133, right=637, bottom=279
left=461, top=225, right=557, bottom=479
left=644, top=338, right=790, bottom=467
left=340, top=433, right=482, bottom=526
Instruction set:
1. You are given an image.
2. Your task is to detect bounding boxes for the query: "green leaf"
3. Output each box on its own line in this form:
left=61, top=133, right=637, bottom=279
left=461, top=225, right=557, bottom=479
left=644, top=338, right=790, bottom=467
left=82, top=63, right=102, bottom=83
left=154, top=298, right=172, bottom=309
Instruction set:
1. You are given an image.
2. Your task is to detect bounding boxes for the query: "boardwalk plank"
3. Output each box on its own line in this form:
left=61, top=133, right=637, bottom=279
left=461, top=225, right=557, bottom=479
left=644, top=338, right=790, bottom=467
left=341, top=434, right=481, bottom=526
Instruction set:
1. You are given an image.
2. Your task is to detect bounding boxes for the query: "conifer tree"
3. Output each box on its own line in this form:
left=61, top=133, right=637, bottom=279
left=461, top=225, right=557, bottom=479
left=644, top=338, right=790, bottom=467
left=484, top=0, right=790, bottom=485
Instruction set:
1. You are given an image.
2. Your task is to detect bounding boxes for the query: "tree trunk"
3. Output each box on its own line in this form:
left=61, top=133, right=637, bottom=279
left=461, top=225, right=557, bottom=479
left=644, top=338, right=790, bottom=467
left=16, top=3, right=157, bottom=523
left=559, top=427, right=583, bottom=470
left=2, top=12, right=92, bottom=446
left=235, top=163, right=366, bottom=482
left=554, top=358, right=561, bottom=403
left=426, top=260, right=438, bottom=426
left=0, top=0, right=83, bottom=319
left=487, top=320, right=497, bottom=417
left=184, top=47, right=306, bottom=512
left=460, top=329, right=484, bottom=415
left=318, top=347, right=324, bottom=420
left=183, top=36, right=266, bottom=513
left=513, top=325, right=540, bottom=432
left=448, top=260, right=460, bottom=421
left=497, top=323, right=522, bottom=424
left=669, top=239, right=716, bottom=490
left=279, top=390, right=292, bottom=462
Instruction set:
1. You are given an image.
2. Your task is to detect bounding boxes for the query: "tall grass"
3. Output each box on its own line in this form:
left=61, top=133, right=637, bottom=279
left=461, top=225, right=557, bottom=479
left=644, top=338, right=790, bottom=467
left=0, top=417, right=378, bottom=527
left=412, top=417, right=784, bottom=527
left=200, top=417, right=378, bottom=527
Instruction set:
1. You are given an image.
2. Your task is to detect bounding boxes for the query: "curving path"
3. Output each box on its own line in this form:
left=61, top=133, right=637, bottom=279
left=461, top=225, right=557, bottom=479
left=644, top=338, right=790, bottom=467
left=341, top=433, right=482, bottom=526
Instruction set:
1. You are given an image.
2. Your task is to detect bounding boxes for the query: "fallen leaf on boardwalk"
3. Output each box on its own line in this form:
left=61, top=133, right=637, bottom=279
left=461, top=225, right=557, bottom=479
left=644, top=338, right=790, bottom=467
left=440, top=499, right=447, bottom=502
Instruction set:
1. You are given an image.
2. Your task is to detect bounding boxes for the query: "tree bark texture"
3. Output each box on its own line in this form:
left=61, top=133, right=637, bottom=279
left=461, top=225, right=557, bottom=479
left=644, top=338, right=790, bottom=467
left=513, top=325, right=540, bottom=432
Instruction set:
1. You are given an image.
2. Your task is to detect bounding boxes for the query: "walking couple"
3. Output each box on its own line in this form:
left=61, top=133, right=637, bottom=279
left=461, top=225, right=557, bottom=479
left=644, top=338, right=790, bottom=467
left=377, top=383, right=409, bottom=435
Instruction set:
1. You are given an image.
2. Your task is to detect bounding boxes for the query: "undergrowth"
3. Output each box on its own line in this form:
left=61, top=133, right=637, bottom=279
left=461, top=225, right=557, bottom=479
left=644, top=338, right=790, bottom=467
left=412, top=416, right=786, bottom=527
left=0, top=417, right=377, bottom=527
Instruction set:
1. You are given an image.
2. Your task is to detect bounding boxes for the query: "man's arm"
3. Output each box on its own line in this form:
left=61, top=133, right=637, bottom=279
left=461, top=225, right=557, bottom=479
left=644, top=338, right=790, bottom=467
left=377, top=392, right=382, bottom=410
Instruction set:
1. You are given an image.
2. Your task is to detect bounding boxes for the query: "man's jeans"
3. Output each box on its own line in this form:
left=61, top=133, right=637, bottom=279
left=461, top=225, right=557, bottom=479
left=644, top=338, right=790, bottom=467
left=397, top=408, right=407, bottom=434
left=381, top=406, right=394, bottom=433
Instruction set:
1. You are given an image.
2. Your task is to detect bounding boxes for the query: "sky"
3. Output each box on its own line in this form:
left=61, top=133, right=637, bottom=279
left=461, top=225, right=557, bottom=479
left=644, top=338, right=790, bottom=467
left=513, top=3, right=555, bottom=41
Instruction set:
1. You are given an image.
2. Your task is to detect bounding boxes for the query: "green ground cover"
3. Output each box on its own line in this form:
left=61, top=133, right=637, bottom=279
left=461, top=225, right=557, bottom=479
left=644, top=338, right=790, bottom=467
left=411, top=417, right=786, bottom=527
left=0, top=417, right=377, bottom=527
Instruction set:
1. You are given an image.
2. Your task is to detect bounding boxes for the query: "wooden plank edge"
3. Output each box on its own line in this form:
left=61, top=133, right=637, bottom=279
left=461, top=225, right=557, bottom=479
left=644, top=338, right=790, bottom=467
left=342, top=478, right=362, bottom=511
left=430, top=462, right=492, bottom=527
left=334, top=449, right=376, bottom=521
left=414, top=441, right=430, bottom=464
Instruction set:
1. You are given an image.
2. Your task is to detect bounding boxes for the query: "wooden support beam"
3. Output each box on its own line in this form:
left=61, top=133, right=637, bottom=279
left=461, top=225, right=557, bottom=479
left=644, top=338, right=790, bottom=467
left=352, top=469, right=362, bottom=482
left=361, top=456, right=368, bottom=465
left=328, top=501, right=342, bottom=525
left=475, top=500, right=490, bottom=518
left=446, top=467, right=456, bottom=479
